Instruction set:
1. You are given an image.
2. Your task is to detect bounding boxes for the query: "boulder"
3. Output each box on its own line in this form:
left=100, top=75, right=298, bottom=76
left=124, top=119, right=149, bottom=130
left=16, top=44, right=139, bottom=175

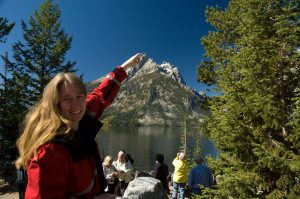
left=123, top=177, right=163, bottom=199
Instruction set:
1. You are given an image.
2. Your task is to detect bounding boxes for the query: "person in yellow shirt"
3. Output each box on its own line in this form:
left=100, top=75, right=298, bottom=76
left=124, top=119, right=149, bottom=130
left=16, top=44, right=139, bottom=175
left=172, top=152, right=188, bottom=199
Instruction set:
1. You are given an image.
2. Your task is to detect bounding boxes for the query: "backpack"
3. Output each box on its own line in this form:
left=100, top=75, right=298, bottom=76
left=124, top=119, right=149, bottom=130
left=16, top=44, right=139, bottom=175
left=16, top=168, right=27, bottom=199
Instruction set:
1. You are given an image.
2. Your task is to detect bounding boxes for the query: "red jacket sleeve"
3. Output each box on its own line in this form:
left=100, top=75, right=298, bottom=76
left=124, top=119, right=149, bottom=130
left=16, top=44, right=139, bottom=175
left=86, top=66, right=127, bottom=119
left=25, top=144, right=72, bottom=199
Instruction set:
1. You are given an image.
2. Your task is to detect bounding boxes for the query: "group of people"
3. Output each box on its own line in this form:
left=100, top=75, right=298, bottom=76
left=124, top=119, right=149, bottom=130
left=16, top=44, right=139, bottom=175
left=172, top=152, right=214, bottom=199
left=102, top=150, right=214, bottom=199
left=102, top=151, right=134, bottom=196
left=148, top=152, right=214, bottom=199
left=14, top=52, right=214, bottom=199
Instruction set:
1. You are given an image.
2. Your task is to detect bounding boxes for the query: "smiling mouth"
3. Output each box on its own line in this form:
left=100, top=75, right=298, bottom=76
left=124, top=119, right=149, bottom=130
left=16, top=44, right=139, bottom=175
left=71, top=110, right=81, bottom=114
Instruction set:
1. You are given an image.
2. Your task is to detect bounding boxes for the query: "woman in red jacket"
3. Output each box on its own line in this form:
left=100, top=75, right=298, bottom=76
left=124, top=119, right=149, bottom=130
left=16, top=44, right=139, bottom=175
left=15, top=53, right=143, bottom=199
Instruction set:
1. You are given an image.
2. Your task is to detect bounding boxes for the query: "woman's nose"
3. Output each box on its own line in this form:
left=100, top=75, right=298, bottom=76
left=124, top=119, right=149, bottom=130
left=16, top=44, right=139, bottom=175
left=69, top=97, right=81, bottom=106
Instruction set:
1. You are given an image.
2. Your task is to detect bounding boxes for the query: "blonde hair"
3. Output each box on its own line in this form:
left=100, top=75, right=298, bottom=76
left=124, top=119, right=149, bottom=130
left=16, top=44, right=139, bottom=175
left=15, top=73, right=86, bottom=169
left=103, top=155, right=113, bottom=166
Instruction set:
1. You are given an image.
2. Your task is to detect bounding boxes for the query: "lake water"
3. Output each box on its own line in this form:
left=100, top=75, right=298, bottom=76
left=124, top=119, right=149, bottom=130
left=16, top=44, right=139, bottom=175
left=97, top=126, right=217, bottom=172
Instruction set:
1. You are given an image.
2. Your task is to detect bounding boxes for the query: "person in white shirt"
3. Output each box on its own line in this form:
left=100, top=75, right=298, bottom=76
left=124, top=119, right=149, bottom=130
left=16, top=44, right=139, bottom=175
left=102, top=155, right=118, bottom=194
left=113, top=151, right=133, bottom=196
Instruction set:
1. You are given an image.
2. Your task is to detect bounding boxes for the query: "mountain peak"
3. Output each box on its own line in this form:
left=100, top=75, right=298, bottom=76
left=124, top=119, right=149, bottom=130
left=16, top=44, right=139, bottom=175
left=126, top=55, right=204, bottom=98
left=86, top=55, right=207, bottom=126
left=87, top=55, right=205, bottom=99
left=126, top=54, right=186, bottom=86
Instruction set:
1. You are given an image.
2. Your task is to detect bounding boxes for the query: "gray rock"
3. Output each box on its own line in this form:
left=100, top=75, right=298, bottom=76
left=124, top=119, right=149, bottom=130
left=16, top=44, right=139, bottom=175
left=123, top=177, right=163, bottom=199
left=116, top=196, right=139, bottom=199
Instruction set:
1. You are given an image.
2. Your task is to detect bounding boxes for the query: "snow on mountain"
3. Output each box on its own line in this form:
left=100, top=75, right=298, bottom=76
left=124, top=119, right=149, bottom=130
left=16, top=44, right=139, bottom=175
left=125, top=54, right=205, bottom=99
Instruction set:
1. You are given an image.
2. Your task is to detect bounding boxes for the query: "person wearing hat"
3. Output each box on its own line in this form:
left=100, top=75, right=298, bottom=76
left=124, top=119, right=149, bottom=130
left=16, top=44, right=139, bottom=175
left=188, top=156, right=214, bottom=195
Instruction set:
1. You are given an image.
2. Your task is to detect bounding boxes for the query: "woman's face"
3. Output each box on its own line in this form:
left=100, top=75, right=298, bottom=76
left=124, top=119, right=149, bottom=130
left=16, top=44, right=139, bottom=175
left=118, top=153, right=125, bottom=163
left=59, top=82, right=86, bottom=126
left=108, top=159, right=113, bottom=166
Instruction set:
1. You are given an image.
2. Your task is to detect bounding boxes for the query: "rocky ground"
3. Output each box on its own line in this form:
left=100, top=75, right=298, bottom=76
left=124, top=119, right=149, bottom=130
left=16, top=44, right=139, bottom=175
left=0, top=179, right=18, bottom=199
left=0, top=179, right=189, bottom=199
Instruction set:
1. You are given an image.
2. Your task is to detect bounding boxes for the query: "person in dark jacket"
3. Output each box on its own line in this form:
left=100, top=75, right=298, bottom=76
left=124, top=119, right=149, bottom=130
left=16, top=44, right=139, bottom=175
left=151, top=153, right=170, bottom=196
left=15, top=53, right=143, bottom=199
left=125, top=153, right=134, bottom=165
left=188, top=156, right=214, bottom=195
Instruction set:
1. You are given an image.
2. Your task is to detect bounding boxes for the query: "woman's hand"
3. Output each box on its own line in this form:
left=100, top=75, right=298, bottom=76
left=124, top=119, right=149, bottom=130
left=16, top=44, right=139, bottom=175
left=150, top=171, right=156, bottom=177
left=121, top=53, right=143, bottom=70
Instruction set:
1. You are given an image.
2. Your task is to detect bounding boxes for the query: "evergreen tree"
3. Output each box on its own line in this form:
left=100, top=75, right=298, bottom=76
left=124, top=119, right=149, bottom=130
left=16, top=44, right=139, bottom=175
left=197, top=0, right=300, bottom=198
left=0, top=60, right=29, bottom=160
left=0, top=17, right=15, bottom=43
left=0, top=17, right=15, bottom=160
left=2, top=0, right=76, bottom=105
left=0, top=0, right=76, bottom=160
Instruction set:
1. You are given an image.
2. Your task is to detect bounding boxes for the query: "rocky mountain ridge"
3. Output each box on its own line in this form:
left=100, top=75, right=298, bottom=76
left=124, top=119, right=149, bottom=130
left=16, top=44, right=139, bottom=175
left=125, top=56, right=204, bottom=98
left=87, top=55, right=208, bottom=126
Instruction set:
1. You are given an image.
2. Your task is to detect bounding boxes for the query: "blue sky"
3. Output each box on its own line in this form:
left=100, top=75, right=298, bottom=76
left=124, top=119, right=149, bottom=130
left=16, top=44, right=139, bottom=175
left=0, top=0, right=228, bottom=95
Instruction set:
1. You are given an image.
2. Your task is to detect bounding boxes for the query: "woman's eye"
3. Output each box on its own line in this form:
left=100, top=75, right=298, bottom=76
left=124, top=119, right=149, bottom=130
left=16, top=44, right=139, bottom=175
left=77, top=95, right=85, bottom=100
